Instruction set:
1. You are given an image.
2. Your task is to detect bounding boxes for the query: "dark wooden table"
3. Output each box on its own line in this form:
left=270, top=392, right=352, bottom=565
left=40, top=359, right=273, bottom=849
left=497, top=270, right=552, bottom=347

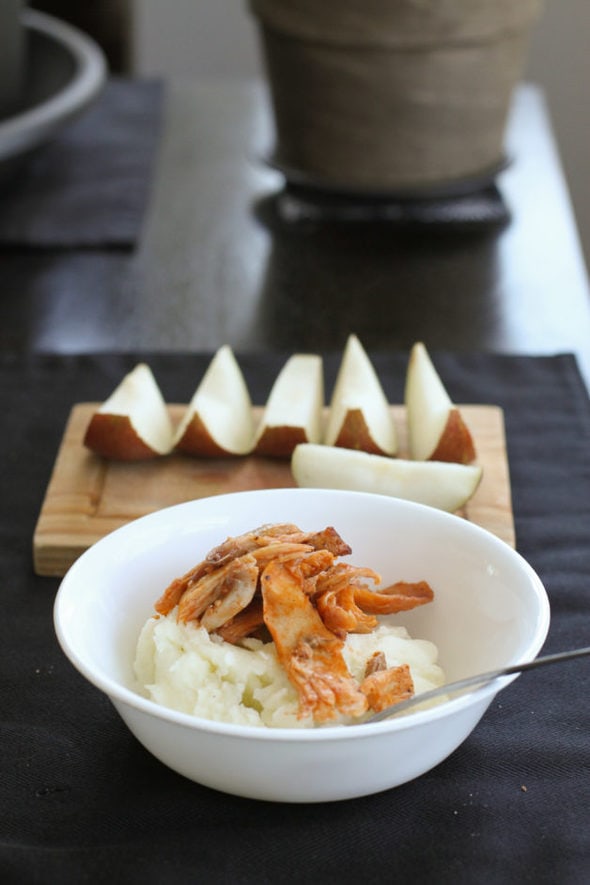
left=4, top=79, right=590, bottom=385
left=3, top=79, right=590, bottom=883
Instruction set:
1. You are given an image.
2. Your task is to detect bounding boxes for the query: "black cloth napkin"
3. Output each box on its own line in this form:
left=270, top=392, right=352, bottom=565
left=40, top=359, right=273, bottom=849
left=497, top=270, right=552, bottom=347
left=1, top=351, right=589, bottom=885
left=0, top=78, right=163, bottom=249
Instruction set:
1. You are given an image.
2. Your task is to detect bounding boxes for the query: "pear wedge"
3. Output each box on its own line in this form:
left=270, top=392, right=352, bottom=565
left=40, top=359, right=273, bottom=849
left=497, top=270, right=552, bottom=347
left=174, top=346, right=255, bottom=457
left=253, top=354, right=324, bottom=457
left=405, top=342, right=476, bottom=463
left=291, top=443, right=482, bottom=512
left=83, top=363, right=174, bottom=460
left=325, top=334, right=397, bottom=455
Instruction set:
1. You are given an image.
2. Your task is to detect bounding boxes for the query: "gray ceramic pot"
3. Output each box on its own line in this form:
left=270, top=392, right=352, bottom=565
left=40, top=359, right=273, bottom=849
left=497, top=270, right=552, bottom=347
left=250, top=0, right=543, bottom=191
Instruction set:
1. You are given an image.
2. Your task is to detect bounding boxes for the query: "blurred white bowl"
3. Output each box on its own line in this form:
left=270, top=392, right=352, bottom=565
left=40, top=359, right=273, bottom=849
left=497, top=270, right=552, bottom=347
left=54, top=488, right=550, bottom=803
left=0, top=10, right=106, bottom=166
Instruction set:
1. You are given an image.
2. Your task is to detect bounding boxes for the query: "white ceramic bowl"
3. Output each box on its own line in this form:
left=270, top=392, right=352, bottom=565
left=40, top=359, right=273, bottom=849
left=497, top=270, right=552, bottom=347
left=54, top=489, right=550, bottom=803
left=0, top=10, right=106, bottom=167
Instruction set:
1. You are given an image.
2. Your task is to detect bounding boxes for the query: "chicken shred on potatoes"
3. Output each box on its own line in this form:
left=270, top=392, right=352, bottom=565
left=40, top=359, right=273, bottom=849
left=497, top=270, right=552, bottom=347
left=153, top=523, right=434, bottom=723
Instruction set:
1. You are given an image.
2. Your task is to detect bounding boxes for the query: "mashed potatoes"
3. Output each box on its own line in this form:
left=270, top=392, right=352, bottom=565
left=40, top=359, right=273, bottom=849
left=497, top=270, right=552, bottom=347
left=134, top=612, right=444, bottom=728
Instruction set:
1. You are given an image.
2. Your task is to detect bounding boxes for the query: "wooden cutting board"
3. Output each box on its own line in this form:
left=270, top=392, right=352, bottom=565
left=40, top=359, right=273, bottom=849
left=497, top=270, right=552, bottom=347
left=33, top=403, right=514, bottom=577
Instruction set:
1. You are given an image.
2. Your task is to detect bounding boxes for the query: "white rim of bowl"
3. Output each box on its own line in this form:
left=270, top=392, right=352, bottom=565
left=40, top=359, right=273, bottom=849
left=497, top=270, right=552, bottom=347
left=53, top=489, right=551, bottom=743
left=0, top=10, right=107, bottom=156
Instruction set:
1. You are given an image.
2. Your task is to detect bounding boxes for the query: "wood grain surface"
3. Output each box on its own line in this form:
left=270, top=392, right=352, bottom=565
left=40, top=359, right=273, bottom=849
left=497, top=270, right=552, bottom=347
left=33, top=403, right=514, bottom=577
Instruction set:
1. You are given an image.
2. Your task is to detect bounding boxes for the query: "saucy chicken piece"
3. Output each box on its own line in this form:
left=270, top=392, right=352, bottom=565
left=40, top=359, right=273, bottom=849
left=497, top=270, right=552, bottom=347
left=282, top=526, right=352, bottom=558
left=205, top=523, right=302, bottom=566
left=360, top=663, right=414, bottom=712
left=177, top=554, right=258, bottom=624
left=250, top=542, right=314, bottom=568
left=277, top=549, right=336, bottom=595
left=261, top=559, right=368, bottom=722
left=199, top=556, right=259, bottom=632
left=154, top=559, right=216, bottom=616
left=313, top=565, right=433, bottom=638
left=214, top=549, right=335, bottom=644
left=315, top=585, right=378, bottom=638
left=315, top=562, right=382, bottom=593
left=154, top=524, right=301, bottom=614
left=364, top=650, right=387, bottom=677
left=216, top=597, right=265, bottom=644
left=207, top=523, right=349, bottom=565
left=153, top=522, right=433, bottom=722
left=353, top=580, right=434, bottom=615
left=154, top=523, right=347, bottom=616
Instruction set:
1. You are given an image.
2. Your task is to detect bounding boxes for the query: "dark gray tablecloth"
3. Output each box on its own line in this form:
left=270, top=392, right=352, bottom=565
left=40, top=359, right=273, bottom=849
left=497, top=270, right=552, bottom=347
left=1, top=350, right=589, bottom=884
left=0, top=78, right=163, bottom=248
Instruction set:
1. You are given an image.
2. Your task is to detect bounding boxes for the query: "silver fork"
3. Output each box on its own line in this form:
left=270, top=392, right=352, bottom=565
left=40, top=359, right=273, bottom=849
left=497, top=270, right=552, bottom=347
left=364, top=645, right=590, bottom=724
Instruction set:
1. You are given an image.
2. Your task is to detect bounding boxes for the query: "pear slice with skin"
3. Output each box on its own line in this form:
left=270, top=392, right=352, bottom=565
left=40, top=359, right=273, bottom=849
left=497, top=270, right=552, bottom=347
left=291, top=443, right=483, bottom=512
left=405, top=342, right=476, bottom=463
left=174, top=345, right=255, bottom=457
left=253, top=354, right=324, bottom=458
left=83, top=363, right=174, bottom=460
left=324, top=334, right=397, bottom=456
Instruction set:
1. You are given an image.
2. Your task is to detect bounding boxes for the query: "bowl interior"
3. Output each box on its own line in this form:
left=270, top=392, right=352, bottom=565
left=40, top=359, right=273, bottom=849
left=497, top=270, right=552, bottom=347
left=55, top=489, right=550, bottom=723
